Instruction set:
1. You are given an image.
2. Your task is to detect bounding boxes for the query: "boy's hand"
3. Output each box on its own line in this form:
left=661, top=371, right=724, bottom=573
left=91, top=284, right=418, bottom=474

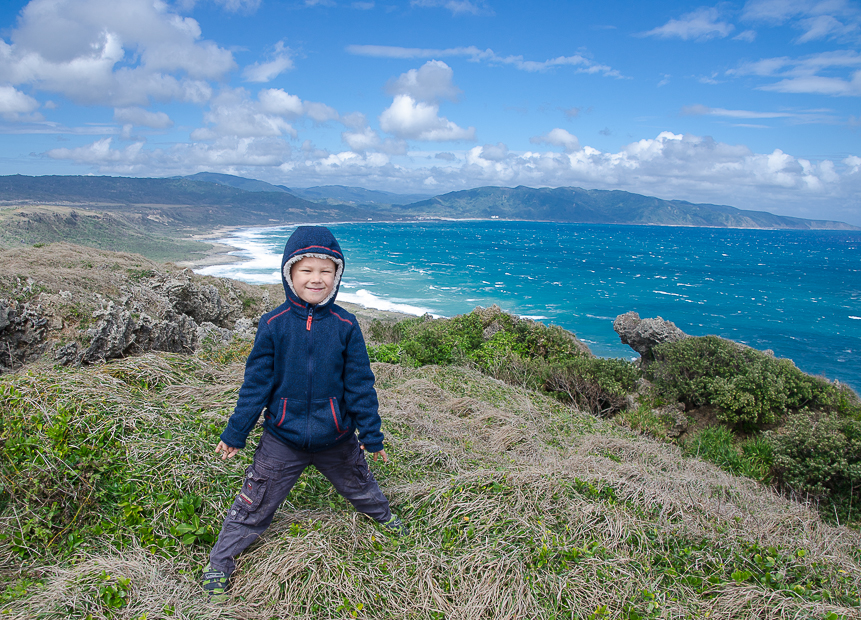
left=360, top=445, right=388, bottom=463
left=215, top=440, right=241, bottom=460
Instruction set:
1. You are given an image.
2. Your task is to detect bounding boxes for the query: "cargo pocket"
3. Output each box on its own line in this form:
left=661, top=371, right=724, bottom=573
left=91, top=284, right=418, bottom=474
left=353, top=444, right=371, bottom=485
left=232, top=466, right=269, bottom=517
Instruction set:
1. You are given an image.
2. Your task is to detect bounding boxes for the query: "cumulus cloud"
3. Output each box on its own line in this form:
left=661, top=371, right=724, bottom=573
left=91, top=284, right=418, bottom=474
left=113, top=107, right=173, bottom=129
left=0, top=85, right=40, bottom=119
left=347, top=45, right=622, bottom=77
left=242, top=41, right=295, bottom=83
left=194, top=89, right=297, bottom=139
left=530, top=128, right=580, bottom=153
left=378, top=62, right=474, bottom=142
left=191, top=88, right=343, bottom=142
left=640, top=7, right=734, bottom=41
left=0, top=0, right=234, bottom=106
left=380, top=94, right=475, bottom=141
left=386, top=60, right=461, bottom=102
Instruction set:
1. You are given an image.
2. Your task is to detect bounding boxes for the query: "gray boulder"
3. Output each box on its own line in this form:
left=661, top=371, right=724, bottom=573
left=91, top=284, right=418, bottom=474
left=82, top=303, right=137, bottom=363
left=163, top=276, right=232, bottom=326
left=0, top=300, right=49, bottom=371
left=613, top=311, right=687, bottom=358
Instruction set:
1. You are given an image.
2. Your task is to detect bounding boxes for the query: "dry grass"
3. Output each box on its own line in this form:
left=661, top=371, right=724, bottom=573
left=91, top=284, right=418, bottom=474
left=1, top=354, right=859, bottom=619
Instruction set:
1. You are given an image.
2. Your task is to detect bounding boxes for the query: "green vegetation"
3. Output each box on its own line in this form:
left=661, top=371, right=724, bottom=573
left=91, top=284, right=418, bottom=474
left=1, top=346, right=858, bottom=618
left=368, top=307, right=639, bottom=416
left=648, top=336, right=860, bottom=428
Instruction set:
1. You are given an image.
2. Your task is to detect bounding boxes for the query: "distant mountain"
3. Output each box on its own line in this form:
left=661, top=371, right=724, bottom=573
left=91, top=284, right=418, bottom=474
left=180, top=174, right=432, bottom=206
left=399, top=186, right=858, bottom=230
left=0, top=175, right=380, bottom=229
left=1, top=175, right=855, bottom=232
left=285, top=185, right=434, bottom=206
left=181, top=172, right=289, bottom=193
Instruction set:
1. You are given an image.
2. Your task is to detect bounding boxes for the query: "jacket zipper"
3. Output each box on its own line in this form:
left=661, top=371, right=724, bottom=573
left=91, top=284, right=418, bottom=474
left=304, top=306, right=314, bottom=448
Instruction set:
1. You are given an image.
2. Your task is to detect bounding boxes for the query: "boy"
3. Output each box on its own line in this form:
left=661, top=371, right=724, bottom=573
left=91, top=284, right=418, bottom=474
left=202, top=226, right=405, bottom=603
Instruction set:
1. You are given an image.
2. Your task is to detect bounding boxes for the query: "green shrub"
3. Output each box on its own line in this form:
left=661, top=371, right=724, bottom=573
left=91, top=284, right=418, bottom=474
left=541, top=357, right=641, bottom=417
left=367, top=307, right=639, bottom=416
left=648, top=336, right=860, bottom=429
left=769, top=411, right=861, bottom=526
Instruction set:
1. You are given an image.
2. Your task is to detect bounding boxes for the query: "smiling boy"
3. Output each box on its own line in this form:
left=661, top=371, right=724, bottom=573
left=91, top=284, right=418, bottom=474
left=202, top=226, right=406, bottom=603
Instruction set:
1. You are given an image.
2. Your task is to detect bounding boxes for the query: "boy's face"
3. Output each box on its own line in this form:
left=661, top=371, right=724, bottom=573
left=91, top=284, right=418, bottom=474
left=291, top=256, right=336, bottom=305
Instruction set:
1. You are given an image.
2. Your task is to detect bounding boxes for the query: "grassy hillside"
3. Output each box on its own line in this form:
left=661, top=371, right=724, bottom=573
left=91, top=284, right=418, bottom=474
left=2, top=349, right=860, bottom=619
left=0, top=206, right=213, bottom=263
left=0, top=245, right=858, bottom=618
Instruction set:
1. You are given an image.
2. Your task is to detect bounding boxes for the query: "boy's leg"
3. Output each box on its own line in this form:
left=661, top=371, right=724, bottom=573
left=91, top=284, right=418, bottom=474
left=209, top=432, right=310, bottom=576
left=311, top=436, right=392, bottom=523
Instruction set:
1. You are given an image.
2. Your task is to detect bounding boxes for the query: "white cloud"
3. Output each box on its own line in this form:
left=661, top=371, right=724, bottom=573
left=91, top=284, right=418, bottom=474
left=196, top=89, right=297, bottom=139
left=530, top=128, right=580, bottom=153
left=352, top=1, right=375, bottom=8
left=346, top=45, right=622, bottom=77
left=730, top=50, right=861, bottom=96
left=342, top=127, right=381, bottom=151
left=379, top=94, right=475, bottom=141
left=386, top=60, right=461, bottom=102
left=741, top=0, right=861, bottom=43
left=257, top=88, right=339, bottom=122
left=0, top=85, right=40, bottom=119
left=113, top=107, right=174, bottom=129
left=477, top=142, right=509, bottom=161
left=734, top=29, right=758, bottom=41
left=640, top=7, right=734, bottom=41
left=242, top=41, right=295, bottom=83
left=258, top=89, right=305, bottom=116
left=0, top=0, right=234, bottom=106
left=410, top=0, right=490, bottom=15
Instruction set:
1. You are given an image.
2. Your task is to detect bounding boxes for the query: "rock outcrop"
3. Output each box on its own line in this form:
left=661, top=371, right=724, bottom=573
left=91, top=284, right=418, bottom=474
left=0, top=244, right=275, bottom=372
left=0, top=300, right=49, bottom=371
left=613, top=311, right=687, bottom=359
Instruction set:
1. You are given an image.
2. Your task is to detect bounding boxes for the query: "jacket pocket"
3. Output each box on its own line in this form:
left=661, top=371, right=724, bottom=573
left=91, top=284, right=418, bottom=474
left=307, top=397, right=351, bottom=450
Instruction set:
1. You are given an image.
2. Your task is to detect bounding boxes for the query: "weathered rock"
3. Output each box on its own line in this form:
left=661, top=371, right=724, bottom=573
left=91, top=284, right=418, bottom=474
left=613, top=311, right=687, bottom=358
left=82, top=302, right=137, bottom=363
left=54, top=342, right=79, bottom=366
left=163, top=275, right=232, bottom=326
left=134, top=313, right=198, bottom=354
left=659, top=402, right=688, bottom=438
left=233, top=317, right=256, bottom=340
left=0, top=300, right=50, bottom=371
left=197, top=321, right=233, bottom=345
left=482, top=321, right=505, bottom=341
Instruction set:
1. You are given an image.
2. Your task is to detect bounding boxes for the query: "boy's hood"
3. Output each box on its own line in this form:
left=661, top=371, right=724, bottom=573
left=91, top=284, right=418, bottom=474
left=280, top=226, right=345, bottom=308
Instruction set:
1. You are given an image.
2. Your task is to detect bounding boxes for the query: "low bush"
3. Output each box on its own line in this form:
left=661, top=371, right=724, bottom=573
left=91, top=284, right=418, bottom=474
left=769, top=411, right=861, bottom=526
left=369, top=307, right=640, bottom=416
left=647, top=336, right=860, bottom=429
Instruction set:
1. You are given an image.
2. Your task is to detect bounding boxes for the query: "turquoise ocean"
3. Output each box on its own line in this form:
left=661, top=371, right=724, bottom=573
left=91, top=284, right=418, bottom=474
left=199, top=221, right=861, bottom=392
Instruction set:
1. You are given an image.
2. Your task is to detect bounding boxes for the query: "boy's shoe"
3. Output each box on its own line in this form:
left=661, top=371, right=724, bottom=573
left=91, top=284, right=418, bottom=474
left=382, top=514, right=409, bottom=536
left=202, top=563, right=229, bottom=603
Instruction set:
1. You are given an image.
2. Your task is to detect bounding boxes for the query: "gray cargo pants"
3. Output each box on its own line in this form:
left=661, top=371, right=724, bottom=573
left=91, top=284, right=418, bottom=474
left=209, top=431, right=392, bottom=576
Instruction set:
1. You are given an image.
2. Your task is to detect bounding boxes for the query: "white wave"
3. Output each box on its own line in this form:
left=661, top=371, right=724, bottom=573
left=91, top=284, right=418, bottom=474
left=521, top=315, right=549, bottom=320
left=653, top=290, right=686, bottom=297
left=849, top=316, right=861, bottom=320
left=339, top=289, right=434, bottom=316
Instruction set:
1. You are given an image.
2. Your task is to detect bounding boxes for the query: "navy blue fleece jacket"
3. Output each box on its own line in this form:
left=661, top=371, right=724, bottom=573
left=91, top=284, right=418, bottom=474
left=220, top=226, right=384, bottom=453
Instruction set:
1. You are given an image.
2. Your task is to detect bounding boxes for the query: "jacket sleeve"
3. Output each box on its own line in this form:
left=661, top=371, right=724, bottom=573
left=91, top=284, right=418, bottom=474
left=220, top=319, right=275, bottom=449
left=343, top=323, right=384, bottom=453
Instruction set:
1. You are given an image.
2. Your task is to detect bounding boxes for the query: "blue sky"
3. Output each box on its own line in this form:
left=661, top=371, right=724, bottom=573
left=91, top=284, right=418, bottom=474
left=1, top=0, right=860, bottom=224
